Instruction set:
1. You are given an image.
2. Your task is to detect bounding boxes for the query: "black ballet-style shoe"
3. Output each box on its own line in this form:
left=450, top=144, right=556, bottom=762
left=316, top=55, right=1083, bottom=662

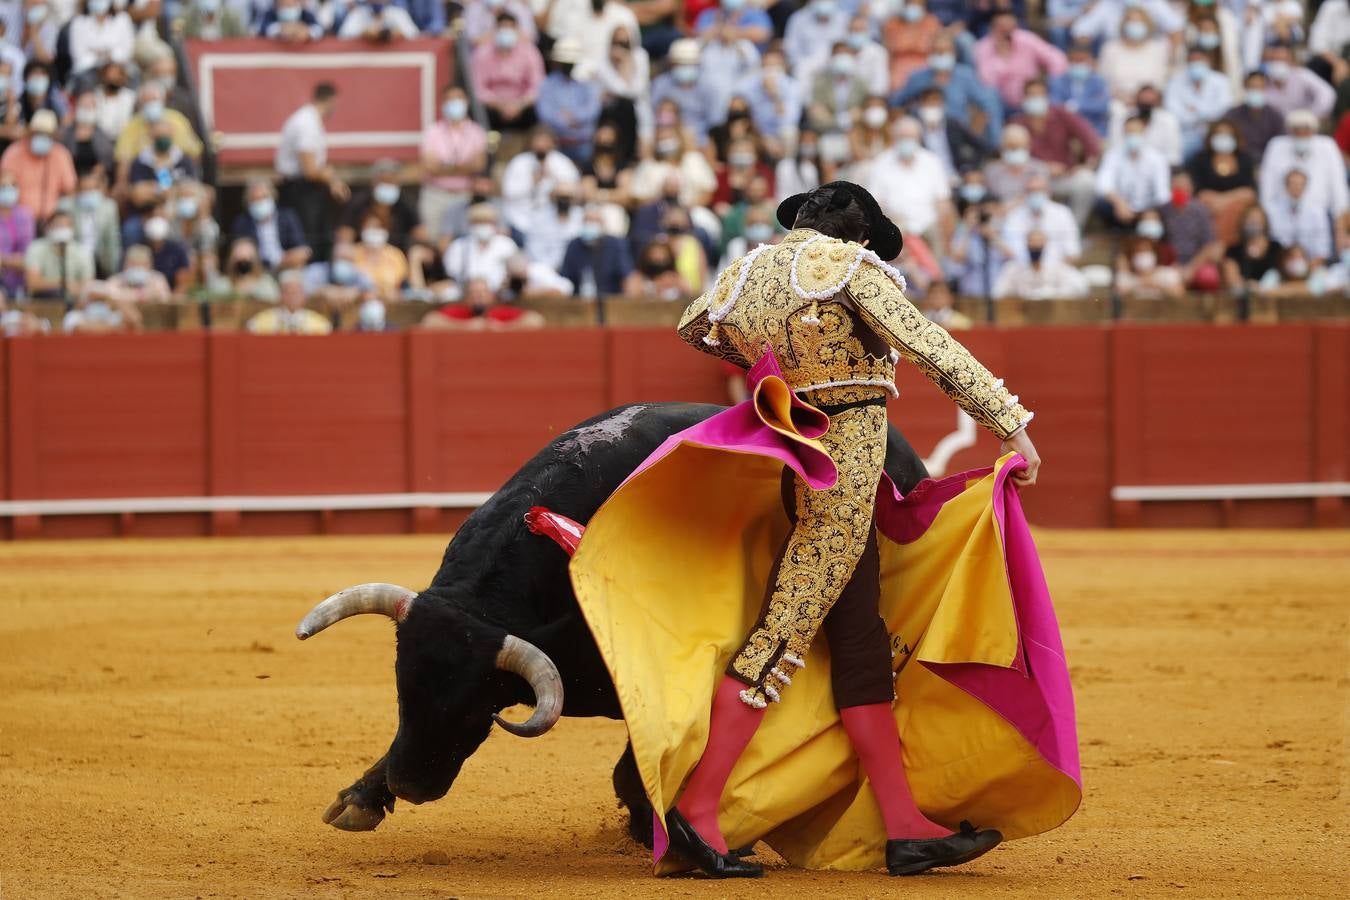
left=885, top=820, right=1003, bottom=876
left=664, top=809, right=764, bottom=878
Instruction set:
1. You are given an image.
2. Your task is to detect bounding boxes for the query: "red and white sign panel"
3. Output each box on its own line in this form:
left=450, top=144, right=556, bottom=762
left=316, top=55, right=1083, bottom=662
left=186, top=38, right=453, bottom=166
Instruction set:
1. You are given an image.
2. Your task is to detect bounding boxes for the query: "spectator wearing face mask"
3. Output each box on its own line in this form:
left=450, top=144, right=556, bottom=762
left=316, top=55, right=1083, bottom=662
left=68, top=0, right=135, bottom=77
left=984, top=123, right=1049, bottom=204
left=1047, top=40, right=1111, bottom=137
left=1094, top=115, right=1170, bottom=230
left=472, top=11, right=545, bottom=131
left=560, top=207, right=632, bottom=298
left=260, top=0, right=324, bottom=42
left=338, top=0, right=420, bottom=39
left=1260, top=246, right=1316, bottom=297
left=0, top=170, right=34, bottom=297
left=1097, top=8, right=1170, bottom=104
left=25, top=211, right=94, bottom=300
left=1010, top=77, right=1099, bottom=227
left=578, top=26, right=651, bottom=157
left=443, top=203, right=520, bottom=291
left=500, top=127, right=581, bottom=238
left=179, top=0, right=250, bottom=39
left=1264, top=168, right=1335, bottom=266
left=145, top=52, right=208, bottom=147
left=909, top=87, right=990, bottom=179
left=863, top=116, right=950, bottom=256
left=1108, top=85, right=1182, bottom=168
left=247, top=271, right=333, bottom=334
left=1159, top=169, right=1224, bottom=291
left=15, top=1, right=60, bottom=66
left=697, top=15, right=762, bottom=117
left=209, top=238, right=278, bottom=301
left=1221, top=71, right=1284, bottom=165
left=305, top=239, right=376, bottom=311
left=1259, top=43, right=1335, bottom=121
left=18, top=61, right=67, bottom=124
left=1187, top=120, right=1256, bottom=246
left=461, top=0, right=538, bottom=46
left=973, top=10, right=1067, bottom=111
left=114, top=83, right=203, bottom=177
left=733, top=47, right=802, bottom=151
left=1317, top=240, right=1350, bottom=295
left=1222, top=203, right=1284, bottom=292
left=718, top=202, right=777, bottom=273
left=337, top=159, right=418, bottom=252
left=784, top=0, right=849, bottom=73
left=140, top=204, right=192, bottom=292
left=658, top=205, right=708, bottom=293
left=167, top=180, right=219, bottom=259
left=96, top=243, right=172, bottom=305
left=650, top=39, right=720, bottom=147
left=1259, top=111, right=1349, bottom=226
left=993, top=228, right=1089, bottom=300
left=537, top=38, right=603, bottom=165
left=125, top=120, right=199, bottom=241
left=882, top=0, right=942, bottom=94
left=60, top=167, right=120, bottom=277
left=1, top=111, right=75, bottom=220
left=807, top=42, right=869, bottom=136
left=850, top=95, right=893, bottom=167
left=419, top=85, right=487, bottom=240
left=1001, top=173, right=1080, bottom=266
left=1164, top=46, right=1232, bottom=159
left=1071, top=0, right=1183, bottom=45
left=1182, top=13, right=1240, bottom=98
left=546, top=0, right=640, bottom=63
left=624, top=236, right=690, bottom=300
left=525, top=181, right=582, bottom=271
left=892, top=34, right=1003, bottom=143
left=61, top=90, right=116, bottom=177
left=1115, top=233, right=1184, bottom=300
left=499, top=251, right=572, bottom=300
left=349, top=213, right=408, bottom=302
left=231, top=179, right=311, bottom=271
left=948, top=191, right=1010, bottom=298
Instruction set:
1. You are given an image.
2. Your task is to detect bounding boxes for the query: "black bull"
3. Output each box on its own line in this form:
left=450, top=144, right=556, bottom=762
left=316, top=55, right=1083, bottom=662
left=296, top=401, right=929, bottom=844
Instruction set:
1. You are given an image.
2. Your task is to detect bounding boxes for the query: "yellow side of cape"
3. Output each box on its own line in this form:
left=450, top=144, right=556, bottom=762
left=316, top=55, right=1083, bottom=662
left=569, top=447, right=1079, bottom=872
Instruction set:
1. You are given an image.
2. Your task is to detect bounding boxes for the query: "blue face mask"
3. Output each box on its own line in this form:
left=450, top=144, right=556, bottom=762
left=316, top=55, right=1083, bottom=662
left=929, top=53, right=955, bottom=72
left=30, top=134, right=52, bottom=156
left=177, top=197, right=199, bottom=219
left=249, top=197, right=275, bottom=220
left=745, top=223, right=773, bottom=244
left=902, top=4, right=924, bottom=22
left=78, top=189, right=102, bottom=210
left=331, top=259, right=357, bottom=285
left=26, top=75, right=49, bottom=96
left=1245, top=89, right=1266, bottom=108
left=0, top=185, right=17, bottom=207
left=277, top=5, right=301, bottom=21
left=1027, top=191, right=1047, bottom=211
left=1187, top=60, right=1209, bottom=82
left=374, top=183, right=400, bottom=206
left=1069, top=62, right=1091, bottom=79
left=142, top=101, right=165, bottom=123
left=895, top=138, right=918, bottom=159
left=674, top=65, right=699, bottom=85
left=1123, top=133, right=1143, bottom=152
left=443, top=98, right=467, bottom=120
left=1002, top=147, right=1029, bottom=166
left=580, top=222, right=602, bottom=242
left=495, top=28, right=517, bottom=49
left=847, top=32, right=867, bottom=51
left=959, top=183, right=986, bottom=203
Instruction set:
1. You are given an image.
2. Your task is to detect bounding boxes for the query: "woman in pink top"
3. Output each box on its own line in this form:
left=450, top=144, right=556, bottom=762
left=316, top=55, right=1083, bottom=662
left=882, top=0, right=942, bottom=94
left=972, top=10, right=1067, bottom=109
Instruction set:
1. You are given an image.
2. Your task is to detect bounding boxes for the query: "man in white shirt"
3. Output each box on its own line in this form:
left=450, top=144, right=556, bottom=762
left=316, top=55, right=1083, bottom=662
left=1002, top=174, right=1081, bottom=265
left=275, top=82, right=348, bottom=261
left=499, top=126, right=580, bottom=238
left=782, top=0, right=848, bottom=73
left=1095, top=114, right=1170, bottom=230
left=1264, top=168, right=1335, bottom=264
left=68, top=2, right=135, bottom=76
left=1071, top=0, right=1183, bottom=42
left=993, top=228, right=1089, bottom=299
left=862, top=116, right=951, bottom=254
left=337, top=0, right=420, bottom=39
left=442, top=203, right=522, bottom=291
left=1164, top=47, right=1233, bottom=159
left=544, top=0, right=639, bottom=62
left=1259, top=110, right=1349, bottom=222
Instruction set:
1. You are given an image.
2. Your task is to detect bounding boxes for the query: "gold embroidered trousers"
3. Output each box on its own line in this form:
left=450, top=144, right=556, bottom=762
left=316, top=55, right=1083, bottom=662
left=728, top=402, right=896, bottom=709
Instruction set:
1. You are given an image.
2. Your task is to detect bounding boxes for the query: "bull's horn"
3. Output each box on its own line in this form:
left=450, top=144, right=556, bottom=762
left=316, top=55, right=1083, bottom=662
left=295, top=583, right=417, bottom=640
left=492, top=635, right=564, bottom=738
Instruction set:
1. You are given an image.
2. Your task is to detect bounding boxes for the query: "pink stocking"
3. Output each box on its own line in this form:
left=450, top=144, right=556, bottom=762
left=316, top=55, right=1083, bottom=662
left=674, top=676, right=766, bottom=853
left=840, top=703, right=950, bottom=840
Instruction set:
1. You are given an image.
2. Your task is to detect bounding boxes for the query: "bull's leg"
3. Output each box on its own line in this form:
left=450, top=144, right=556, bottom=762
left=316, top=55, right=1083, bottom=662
left=613, top=742, right=653, bottom=848
left=323, top=752, right=397, bottom=832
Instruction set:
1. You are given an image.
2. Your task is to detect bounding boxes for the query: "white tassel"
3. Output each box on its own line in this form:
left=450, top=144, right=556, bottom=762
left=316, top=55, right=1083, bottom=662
left=781, top=653, right=806, bottom=669
left=771, top=667, right=792, bottom=686
left=764, top=684, right=781, bottom=703
left=1003, top=393, right=1020, bottom=409
left=701, top=334, right=721, bottom=347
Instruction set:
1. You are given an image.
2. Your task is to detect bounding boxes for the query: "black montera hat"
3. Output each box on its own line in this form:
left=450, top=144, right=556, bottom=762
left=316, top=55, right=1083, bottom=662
left=776, top=180, right=903, bottom=261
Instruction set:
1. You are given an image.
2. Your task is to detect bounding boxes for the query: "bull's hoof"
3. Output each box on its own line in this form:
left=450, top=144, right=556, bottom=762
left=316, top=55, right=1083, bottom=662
left=322, top=794, right=388, bottom=832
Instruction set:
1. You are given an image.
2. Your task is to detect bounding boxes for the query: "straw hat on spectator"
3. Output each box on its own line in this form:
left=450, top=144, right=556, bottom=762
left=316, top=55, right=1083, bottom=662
left=29, top=109, right=57, bottom=134
left=669, top=39, right=700, bottom=65
left=552, top=38, right=582, bottom=65
left=1284, top=109, right=1318, bottom=132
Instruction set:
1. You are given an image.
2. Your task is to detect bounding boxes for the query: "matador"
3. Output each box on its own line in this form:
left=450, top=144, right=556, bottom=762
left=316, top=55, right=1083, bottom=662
left=663, top=182, right=1042, bottom=877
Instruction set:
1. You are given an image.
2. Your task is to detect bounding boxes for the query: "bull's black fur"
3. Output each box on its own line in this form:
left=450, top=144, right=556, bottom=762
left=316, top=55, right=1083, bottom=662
left=325, top=402, right=929, bottom=842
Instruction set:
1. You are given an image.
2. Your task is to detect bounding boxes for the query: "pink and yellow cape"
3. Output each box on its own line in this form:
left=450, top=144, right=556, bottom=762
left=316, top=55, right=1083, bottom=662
left=541, top=355, right=1081, bottom=873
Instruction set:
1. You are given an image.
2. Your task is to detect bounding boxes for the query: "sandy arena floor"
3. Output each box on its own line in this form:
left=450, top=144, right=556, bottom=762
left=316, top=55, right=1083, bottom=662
left=1, top=530, right=1346, bottom=899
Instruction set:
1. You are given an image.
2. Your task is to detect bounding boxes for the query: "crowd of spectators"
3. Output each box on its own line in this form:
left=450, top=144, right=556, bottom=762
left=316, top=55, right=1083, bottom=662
left=0, top=0, right=1347, bottom=337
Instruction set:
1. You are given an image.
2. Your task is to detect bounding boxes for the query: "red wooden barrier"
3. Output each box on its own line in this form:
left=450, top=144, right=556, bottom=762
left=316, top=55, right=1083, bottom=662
left=1, top=325, right=1345, bottom=538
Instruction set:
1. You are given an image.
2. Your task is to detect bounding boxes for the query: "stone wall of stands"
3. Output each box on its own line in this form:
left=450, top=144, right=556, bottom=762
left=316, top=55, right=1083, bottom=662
left=0, top=323, right=1345, bottom=538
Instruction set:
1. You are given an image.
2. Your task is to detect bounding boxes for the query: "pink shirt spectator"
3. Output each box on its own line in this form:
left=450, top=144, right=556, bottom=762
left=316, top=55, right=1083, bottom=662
left=421, top=119, right=489, bottom=193
left=973, top=30, right=1068, bottom=107
left=471, top=41, right=545, bottom=107
left=0, top=142, right=77, bottom=221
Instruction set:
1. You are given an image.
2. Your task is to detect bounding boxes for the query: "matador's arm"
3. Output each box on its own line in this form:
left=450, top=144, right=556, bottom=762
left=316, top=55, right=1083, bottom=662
left=677, top=258, right=753, bottom=369
left=845, top=260, right=1033, bottom=440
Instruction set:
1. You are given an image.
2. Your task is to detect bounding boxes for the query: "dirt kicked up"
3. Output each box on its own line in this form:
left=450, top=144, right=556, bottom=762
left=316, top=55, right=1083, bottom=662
left=1, top=530, right=1346, bottom=899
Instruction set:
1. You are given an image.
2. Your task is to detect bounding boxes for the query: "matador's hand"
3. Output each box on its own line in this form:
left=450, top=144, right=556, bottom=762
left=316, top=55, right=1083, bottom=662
left=1001, top=429, right=1040, bottom=488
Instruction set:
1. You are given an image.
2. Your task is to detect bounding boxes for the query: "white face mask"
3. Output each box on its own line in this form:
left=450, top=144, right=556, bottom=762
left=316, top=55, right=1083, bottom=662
left=1132, top=251, right=1157, bottom=272
left=361, top=228, right=388, bottom=247
left=471, top=223, right=496, bottom=241
left=863, top=106, right=888, bottom=129
left=144, top=216, right=170, bottom=241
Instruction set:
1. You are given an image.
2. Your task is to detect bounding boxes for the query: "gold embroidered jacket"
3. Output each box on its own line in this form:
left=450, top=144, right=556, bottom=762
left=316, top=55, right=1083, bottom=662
left=678, top=228, right=1033, bottom=440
